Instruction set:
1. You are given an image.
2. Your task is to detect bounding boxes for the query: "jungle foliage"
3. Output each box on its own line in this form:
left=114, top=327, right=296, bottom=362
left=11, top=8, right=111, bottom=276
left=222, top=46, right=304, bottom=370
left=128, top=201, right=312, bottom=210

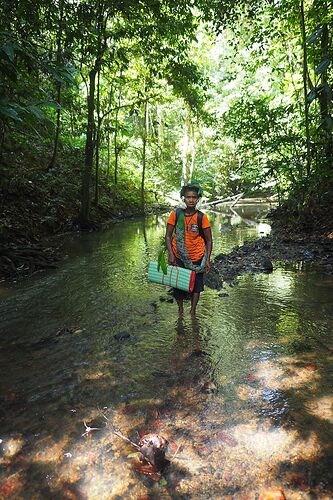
left=0, top=0, right=332, bottom=236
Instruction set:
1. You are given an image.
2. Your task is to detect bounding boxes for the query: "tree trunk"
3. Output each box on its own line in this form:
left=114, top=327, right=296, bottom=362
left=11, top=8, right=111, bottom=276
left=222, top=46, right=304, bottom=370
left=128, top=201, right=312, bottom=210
left=317, top=22, right=333, bottom=167
left=79, top=0, right=107, bottom=224
left=0, top=120, right=5, bottom=163
left=114, top=86, right=122, bottom=186
left=106, top=90, right=113, bottom=178
left=107, top=129, right=111, bottom=178
left=181, top=108, right=194, bottom=184
left=189, top=120, right=195, bottom=181
left=141, top=98, right=149, bottom=211
left=94, top=68, right=101, bottom=205
left=48, top=84, right=62, bottom=170
left=48, top=0, right=64, bottom=170
left=80, top=68, right=96, bottom=225
left=300, top=0, right=311, bottom=178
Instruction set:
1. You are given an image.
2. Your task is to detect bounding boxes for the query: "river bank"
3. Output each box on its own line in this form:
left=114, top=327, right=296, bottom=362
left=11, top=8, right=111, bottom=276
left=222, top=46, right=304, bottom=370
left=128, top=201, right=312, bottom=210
left=0, top=149, right=169, bottom=281
left=0, top=202, right=169, bottom=281
left=207, top=203, right=333, bottom=289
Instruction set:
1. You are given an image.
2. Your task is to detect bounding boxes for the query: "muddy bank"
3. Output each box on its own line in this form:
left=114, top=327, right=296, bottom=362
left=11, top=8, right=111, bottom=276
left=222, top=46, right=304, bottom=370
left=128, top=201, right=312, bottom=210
left=207, top=216, right=333, bottom=290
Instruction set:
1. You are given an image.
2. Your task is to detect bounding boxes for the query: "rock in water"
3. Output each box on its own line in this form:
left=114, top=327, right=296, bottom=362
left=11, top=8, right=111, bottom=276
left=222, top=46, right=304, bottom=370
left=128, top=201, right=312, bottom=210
left=114, top=331, right=130, bottom=340
left=138, top=434, right=169, bottom=470
left=260, top=256, right=273, bottom=272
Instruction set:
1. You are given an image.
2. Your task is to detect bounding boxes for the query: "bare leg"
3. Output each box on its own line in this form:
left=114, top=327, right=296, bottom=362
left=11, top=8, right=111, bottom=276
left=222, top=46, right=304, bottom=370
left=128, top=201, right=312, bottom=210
left=190, top=292, right=200, bottom=316
left=176, top=298, right=184, bottom=315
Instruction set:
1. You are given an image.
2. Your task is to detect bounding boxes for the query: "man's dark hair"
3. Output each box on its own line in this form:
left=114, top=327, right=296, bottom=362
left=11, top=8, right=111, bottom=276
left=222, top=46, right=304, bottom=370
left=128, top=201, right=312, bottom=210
left=180, top=182, right=203, bottom=198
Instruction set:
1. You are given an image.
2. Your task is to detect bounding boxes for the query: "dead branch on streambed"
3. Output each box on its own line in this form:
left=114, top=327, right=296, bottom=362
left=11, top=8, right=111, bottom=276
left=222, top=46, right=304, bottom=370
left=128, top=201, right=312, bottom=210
left=100, top=412, right=170, bottom=479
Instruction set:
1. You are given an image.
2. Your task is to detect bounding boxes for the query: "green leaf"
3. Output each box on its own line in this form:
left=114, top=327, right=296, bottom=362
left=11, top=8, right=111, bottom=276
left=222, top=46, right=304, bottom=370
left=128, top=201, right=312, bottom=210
left=43, top=101, right=62, bottom=110
left=2, top=41, right=15, bottom=62
left=307, top=28, right=323, bottom=44
left=315, top=57, right=330, bottom=75
left=0, top=105, right=21, bottom=121
left=27, top=105, right=45, bottom=120
left=307, top=88, right=317, bottom=103
left=157, top=250, right=168, bottom=274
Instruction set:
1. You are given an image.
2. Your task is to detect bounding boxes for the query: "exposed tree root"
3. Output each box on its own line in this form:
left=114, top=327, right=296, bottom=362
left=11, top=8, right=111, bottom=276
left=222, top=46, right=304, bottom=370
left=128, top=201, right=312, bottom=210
left=0, top=244, right=60, bottom=280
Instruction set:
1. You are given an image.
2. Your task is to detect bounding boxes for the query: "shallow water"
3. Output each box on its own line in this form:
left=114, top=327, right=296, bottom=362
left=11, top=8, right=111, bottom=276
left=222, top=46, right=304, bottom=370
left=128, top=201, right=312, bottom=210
left=0, top=204, right=333, bottom=499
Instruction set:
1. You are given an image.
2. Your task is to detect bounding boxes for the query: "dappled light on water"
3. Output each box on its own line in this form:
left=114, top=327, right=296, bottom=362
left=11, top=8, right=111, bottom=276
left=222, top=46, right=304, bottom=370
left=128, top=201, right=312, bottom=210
left=0, top=205, right=333, bottom=498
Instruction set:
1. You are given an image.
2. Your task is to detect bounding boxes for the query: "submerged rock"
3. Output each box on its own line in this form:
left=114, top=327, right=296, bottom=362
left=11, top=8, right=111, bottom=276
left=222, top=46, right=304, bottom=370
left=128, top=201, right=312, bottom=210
left=260, top=256, right=273, bottom=272
left=114, top=331, right=131, bottom=341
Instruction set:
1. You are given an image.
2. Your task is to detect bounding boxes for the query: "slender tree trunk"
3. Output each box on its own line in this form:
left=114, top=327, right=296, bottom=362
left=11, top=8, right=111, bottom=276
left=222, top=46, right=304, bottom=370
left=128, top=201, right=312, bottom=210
left=94, top=68, right=101, bottom=205
left=0, top=119, right=5, bottom=162
left=80, top=68, right=97, bottom=225
left=189, top=120, right=195, bottom=180
left=181, top=108, right=194, bottom=184
left=317, top=22, right=333, bottom=166
left=114, top=110, right=119, bottom=185
left=106, top=90, right=113, bottom=178
left=141, top=98, right=149, bottom=211
left=107, top=129, right=111, bottom=178
left=300, top=0, right=311, bottom=178
left=48, top=0, right=64, bottom=170
left=181, top=117, right=189, bottom=185
left=114, top=86, right=122, bottom=186
left=79, top=0, right=107, bottom=224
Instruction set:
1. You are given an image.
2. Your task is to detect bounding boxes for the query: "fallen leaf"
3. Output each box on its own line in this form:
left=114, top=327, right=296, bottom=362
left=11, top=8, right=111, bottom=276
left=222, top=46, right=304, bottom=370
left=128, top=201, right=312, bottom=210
left=258, top=488, right=286, bottom=500
left=217, top=432, right=238, bottom=447
left=245, top=373, right=258, bottom=383
left=87, top=453, right=97, bottom=463
left=120, top=404, right=136, bottom=415
left=304, top=364, right=317, bottom=371
left=132, top=460, right=161, bottom=481
left=5, top=391, right=17, bottom=402
left=167, top=441, right=179, bottom=453
left=151, top=408, right=159, bottom=419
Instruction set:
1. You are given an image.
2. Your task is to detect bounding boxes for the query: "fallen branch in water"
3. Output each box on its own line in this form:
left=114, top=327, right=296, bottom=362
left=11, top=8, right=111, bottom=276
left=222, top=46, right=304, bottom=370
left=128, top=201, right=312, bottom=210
left=111, top=428, right=141, bottom=451
left=109, top=424, right=169, bottom=471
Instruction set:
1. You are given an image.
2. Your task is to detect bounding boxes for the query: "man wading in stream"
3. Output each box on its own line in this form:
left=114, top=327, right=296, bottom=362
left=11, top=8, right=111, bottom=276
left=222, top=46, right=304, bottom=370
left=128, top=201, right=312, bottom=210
left=165, top=182, right=213, bottom=316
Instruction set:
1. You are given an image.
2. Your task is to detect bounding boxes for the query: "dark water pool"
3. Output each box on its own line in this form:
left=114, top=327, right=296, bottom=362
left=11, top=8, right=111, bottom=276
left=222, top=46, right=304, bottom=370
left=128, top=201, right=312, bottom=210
left=0, top=204, right=332, bottom=499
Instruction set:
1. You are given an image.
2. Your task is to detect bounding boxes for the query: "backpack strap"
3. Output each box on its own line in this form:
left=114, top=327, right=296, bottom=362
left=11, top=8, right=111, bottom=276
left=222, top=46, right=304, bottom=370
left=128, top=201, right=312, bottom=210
left=175, top=208, right=206, bottom=242
left=175, top=207, right=183, bottom=222
left=197, top=211, right=206, bottom=242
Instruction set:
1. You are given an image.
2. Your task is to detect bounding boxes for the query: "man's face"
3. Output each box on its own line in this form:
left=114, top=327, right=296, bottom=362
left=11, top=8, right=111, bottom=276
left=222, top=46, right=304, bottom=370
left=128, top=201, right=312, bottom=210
left=184, top=190, right=198, bottom=208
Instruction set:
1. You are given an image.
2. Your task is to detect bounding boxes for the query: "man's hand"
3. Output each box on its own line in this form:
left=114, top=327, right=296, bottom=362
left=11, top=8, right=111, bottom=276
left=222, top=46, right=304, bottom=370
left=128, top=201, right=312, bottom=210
left=206, top=260, right=211, bottom=273
left=168, top=253, right=176, bottom=265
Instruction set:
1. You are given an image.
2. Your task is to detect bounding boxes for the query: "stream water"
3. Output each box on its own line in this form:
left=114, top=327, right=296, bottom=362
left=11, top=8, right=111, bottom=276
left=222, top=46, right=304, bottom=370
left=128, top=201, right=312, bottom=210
left=0, top=204, right=333, bottom=499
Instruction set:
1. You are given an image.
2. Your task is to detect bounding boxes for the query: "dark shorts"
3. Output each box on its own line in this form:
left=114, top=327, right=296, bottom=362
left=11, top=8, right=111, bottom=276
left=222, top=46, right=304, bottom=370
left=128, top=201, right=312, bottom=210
left=172, top=257, right=204, bottom=300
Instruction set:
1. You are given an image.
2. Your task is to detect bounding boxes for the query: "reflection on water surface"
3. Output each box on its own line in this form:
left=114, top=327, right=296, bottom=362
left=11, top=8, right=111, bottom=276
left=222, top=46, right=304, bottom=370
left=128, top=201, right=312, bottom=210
left=0, top=204, right=333, bottom=498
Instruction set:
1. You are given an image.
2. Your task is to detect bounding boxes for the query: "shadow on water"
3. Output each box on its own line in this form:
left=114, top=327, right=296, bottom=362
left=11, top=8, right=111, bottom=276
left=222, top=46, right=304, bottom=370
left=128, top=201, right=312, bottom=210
left=1, top=206, right=333, bottom=498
